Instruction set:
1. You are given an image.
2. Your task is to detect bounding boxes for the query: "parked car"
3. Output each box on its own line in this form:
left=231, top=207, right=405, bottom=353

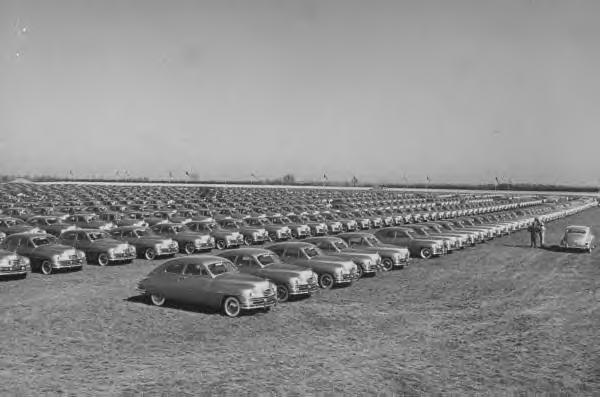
left=150, top=222, right=215, bottom=254
left=338, top=232, right=410, bottom=271
left=0, top=249, right=30, bottom=279
left=267, top=214, right=312, bottom=239
left=64, top=213, right=115, bottom=230
left=58, top=229, right=136, bottom=266
left=304, top=236, right=381, bottom=278
left=0, top=216, right=42, bottom=235
left=374, top=227, right=446, bottom=259
left=560, top=225, right=596, bottom=252
left=2, top=233, right=85, bottom=274
left=266, top=241, right=358, bottom=289
left=215, top=217, right=270, bottom=246
left=136, top=255, right=278, bottom=317
left=244, top=216, right=292, bottom=241
left=109, top=226, right=179, bottom=260
left=185, top=220, right=245, bottom=250
left=217, top=247, right=318, bottom=302
left=26, top=215, right=77, bottom=237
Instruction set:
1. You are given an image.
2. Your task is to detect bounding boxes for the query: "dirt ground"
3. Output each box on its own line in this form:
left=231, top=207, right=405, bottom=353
left=1, top=207, right=599, bottom=396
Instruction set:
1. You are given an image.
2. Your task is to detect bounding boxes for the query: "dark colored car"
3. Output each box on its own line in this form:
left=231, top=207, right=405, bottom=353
left=110, top=226, right=179, bottom=260
left=374, top=227, right=446, bottom=259
left=58, top=229, right=136, bottom=266
left=304, top=236, right=381, bottom=278
left=338, top=232, right=410, bottom=271
left=150, top=223, right=215, bottom=254
left=3, top=233, right=85, bottom=274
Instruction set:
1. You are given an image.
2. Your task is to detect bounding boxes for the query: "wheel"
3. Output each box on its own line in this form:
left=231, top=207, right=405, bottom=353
left=216, top=240, right=226, bottom=250
left=381, top=258, right=394, bottom=272
left=144, top=248, right=156, bottom=260
left=243, top=236, right=252, bottom=246
left=355, top=264, right=364, bottom=279
left=184, top=242, right=195, bottom=255
left=318, top=273, right=334, bottom=289
left=420, top=247, right=433, bottom=259
left=40, top=260, right=53, bottom=275
left=97, top=253, right=109, bottom=266
left=276, top=284, right=290, bottom=302
left=150, top=293, right=165, bottom=306
left=222, top=296, right=241, bottom=317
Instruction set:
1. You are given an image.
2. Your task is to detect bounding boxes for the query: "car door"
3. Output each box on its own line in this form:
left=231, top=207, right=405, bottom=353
left=74, top=231, right=91, bottom=251
left=375, top=229, right=396, bottom=245
left=16, top=236, right=35, bottom=258
left=236, top=255, right=261, bottom=277
left=176, top=262, right=212, bottom=305
left=159, top=260, right=187, bottom=302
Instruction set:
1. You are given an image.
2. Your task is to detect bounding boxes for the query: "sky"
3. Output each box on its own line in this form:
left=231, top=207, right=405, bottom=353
left=1, top=0, right=599, bottom=185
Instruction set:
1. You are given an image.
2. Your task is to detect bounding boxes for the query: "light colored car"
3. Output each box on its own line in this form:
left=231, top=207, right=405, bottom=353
left=560, top=225, right=595, bottom=253
left=136, top=255, right=278, bottom=317
left=0, top=249, right=30, bottom=279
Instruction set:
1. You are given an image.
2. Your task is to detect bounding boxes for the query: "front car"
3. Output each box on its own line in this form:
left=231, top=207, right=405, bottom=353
left=0, top=249, right=30, bottom=279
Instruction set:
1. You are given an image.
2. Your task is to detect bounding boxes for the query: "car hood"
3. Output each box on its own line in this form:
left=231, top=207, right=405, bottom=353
left=214, top=273, right=271, bottom=290
left=263, top=263, right=312, bottom=277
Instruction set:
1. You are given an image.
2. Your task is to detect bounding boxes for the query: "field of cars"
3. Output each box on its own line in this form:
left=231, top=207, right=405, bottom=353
left=1, top=182, right=599, bottom=394
left=0, top=183, right=596, bottom=317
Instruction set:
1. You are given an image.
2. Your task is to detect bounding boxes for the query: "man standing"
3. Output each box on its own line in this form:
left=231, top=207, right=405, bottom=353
left=528, top=220, right=538, bottom=248
left=536, top=218, right=546, bottom=248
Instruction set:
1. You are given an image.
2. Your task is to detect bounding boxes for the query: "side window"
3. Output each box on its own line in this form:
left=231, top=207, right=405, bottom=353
left=238, top=255, right=254, bottom=268
left=61, top=231, right=75, bottom=240
left=183, top=263, right=203, bottom=276
left=347, top=237, right=362, bottom=247
left=316, top=241, right=330, bottom=251
left=285, top=247, right=301, bottom=258
left=269, top=246, right=285, bottom=256
left=165, top=261, right=185, bottom=274
left=24, top=238, right=35, bottom=248
left=77, top=231, right=88, bottom=241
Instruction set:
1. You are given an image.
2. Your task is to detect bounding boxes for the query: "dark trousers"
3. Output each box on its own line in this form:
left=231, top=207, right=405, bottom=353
left=530, top=231, right=538, bottom=248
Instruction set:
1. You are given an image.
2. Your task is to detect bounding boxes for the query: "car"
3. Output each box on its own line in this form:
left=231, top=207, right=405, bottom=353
left=26, top=215, right=77, bottom=237
left=64, top=213, right=115, bottom=231
left=215, top=217, right=271, bottom=246
left=136, top=255, right=278, bottom=317
left=287, top=213, right=328, bottom=236
left=244, top=216, right=292, bottom=241
left=559, top=225, right=596, bottom=252
left=304, top=236, right=381, bottom=278
left=98, top=211, right=148, bottom=228
left=185, top=219, right=245, bottom=250
left=217, top=247, right=318, bottom=302
left=337, top=232, right=410, bottom=271
left=374, top=227, right=446, bottom=259
left=267, top=214, right=312, bottom=239
left=150, top=223, right=215, bottom=254
left=266, top=241, right=358, bottom=289
left=109, top=226, right=179, bottom=260
left=0, top=216, right=42, bottom=235
left=0, top=249, right=30, bottom=279
left=2, top=233, right=85, bottom=274
left=58, top=229, right=137, bottom=266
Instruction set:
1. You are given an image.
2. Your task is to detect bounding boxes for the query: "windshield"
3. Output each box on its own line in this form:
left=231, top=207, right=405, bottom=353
left=208, top=261, right=237, bottom=276
left=334, top=240, right=348, bottom=250
left=413, top=228, right=428, bottom=236
left=257, top=253, right=278, bottom=266
left=46, top=218, right=61, bottom=224
left=567, top=228, right=587, bottom=234
left=365, top=236, right=380, bottom=246
left=172, top=225, right=189, bottom=233
left=303, top=247, right=320, bottom=258
left=88, top=232, right=109, bottom=240
left=281, top=217, right=292, bottom=223
left=32, top=236, right=58, bottom=246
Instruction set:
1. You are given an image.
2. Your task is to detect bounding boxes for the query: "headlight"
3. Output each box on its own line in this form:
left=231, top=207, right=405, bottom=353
left=77, top=250, right=85, bottom=258
left=242, top=289, right=254, bottom=298
left=52, top=254, right=60, bottom=263
left=108, top=248, right=115, bottom=256
left=154, top=243, right=162, bottom=251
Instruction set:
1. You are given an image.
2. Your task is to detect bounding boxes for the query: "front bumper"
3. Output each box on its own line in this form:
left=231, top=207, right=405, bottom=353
left=54, top=257, right=85, bottom=269
left=0, top=262, right=29, bottom=276
left=109, top=251, right=137, bottom=262
left=242, top=294, right=278, bottom=309
left=156, top=245, right=179, bottom=256
left=289, top=281, right=319, bottom=296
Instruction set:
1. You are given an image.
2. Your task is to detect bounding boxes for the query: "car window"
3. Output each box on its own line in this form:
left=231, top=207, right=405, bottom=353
left=183, top=263, right=205, bottom=276
left=5, top=237, right=20, bottom=251
left=238, top=255, right=255, bottom=268
left=165, top=261, right=185, bottom=274
left=77, top=231, right=89, bottom=240
left=269, top=246, right=285, bottom=256
left=61, top=231, right=76, bottom=240
left=347, top=237, right=362, bottom=247
left=316, top=241, right=330, bottom=250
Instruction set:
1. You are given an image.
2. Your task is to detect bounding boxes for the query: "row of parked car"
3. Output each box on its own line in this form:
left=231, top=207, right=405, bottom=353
left=0, top=183, right=595, bottom=317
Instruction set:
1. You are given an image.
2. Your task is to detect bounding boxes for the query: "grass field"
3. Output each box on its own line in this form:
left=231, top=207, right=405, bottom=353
left=1, top=208, right=599, bottom=395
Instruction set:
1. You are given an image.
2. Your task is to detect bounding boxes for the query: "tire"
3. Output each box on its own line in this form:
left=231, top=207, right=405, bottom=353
left=144, top=248, right=156, bottom=260
left=97, top=253, right=110, bottom=266
left=184, top=242, right=195, bottom=255
left=355, top=265, right=364, bottom=279
left=381, top=258, right=394, bottom=272
left=222, top=296, right=242, bottom=317
left=276, top=284, right=290, bottom=302
left=40, top=260, right=53, bottom=275
left=420, top=247, right=433, bottom=259
left=216, top=240, right=226, bottom=250
left=318, top=273, right=334, bottom=289
left=150, top=293, right=165, bottom=306
left=243, top=236, right=252, bottom=246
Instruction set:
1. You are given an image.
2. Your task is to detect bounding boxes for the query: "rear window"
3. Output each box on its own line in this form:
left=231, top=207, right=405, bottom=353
left=165, top=262, right=185, bottom=274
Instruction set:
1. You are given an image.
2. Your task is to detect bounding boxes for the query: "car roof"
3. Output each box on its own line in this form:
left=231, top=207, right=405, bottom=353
left=566, top=225, right=590, bottom=231
left=266, top=241, right=314, bottom=248
left=219, top=247, right=272, bottom=256
left=5, top=232, right=50, bottom=239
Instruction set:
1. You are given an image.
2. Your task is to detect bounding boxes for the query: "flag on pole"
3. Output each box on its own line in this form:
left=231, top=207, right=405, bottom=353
left=426, top=176, right=431, bottom=183
left=185, top=171, right=190, bottom=177
left=323, top=173, right=328, bottom=181
left=495, top=176, right=500, bottom=185
left=351, top=176, right=358, bottom=186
